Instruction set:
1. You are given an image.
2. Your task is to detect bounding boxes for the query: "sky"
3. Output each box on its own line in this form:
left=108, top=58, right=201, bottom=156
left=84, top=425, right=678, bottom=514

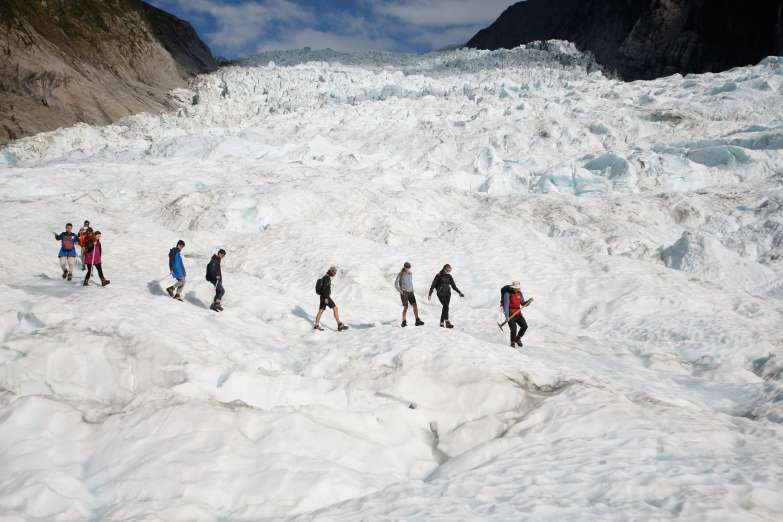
left=147, top=0, right=518, bottom=58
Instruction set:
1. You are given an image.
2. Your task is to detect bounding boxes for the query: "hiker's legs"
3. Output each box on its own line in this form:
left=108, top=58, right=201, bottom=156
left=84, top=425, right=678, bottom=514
left=174, top=278, right=186, bottom=295
left=515, top=315, right=528, bottom=339
left=332, top=306, right=342, bottom=325
left=438, top=293, right=450, bottom=323
left=59, top=257, right=68, bottom=274
left=95, top=264, right=105, bottom=281
left=315, top=308, right=325, bottom=325
left=214, top=279, right=225, bottom=302
left=65, top=256, right=75, bottom=274
left=401, top=302, right=408, bottom=321
left=84, top=264, right=93, bottom=283
left=509, top=315, right=526, bottom=343
left=411, top=302, right=420, bottom=320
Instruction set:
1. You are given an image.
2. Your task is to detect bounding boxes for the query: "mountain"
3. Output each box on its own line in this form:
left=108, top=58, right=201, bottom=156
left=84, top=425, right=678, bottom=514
left=0, top=0, right=217, bottom=144
left=467, top=0, right=783, bottom=80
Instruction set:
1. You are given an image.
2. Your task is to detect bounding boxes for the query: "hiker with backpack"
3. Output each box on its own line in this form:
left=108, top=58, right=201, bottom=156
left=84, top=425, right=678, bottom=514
left=83, top=231, right=110, bottom=287
left=167, top=240, right=187, bottom=301
left=394, top=262, right=423, bottom=327
left=500, top=281, right=534, bottom=348
left=78, top=220, right=93, bottom=271
left=428, top=264, right=464, bottom=328
left=206, top=249, right=226, bottom=312
left=314, top=266, right=348, bottom=331
left=53, top=223, right=79, bottom=281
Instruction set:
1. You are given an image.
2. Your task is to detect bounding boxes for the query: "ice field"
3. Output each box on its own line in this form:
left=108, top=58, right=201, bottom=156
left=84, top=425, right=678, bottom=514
left=1, top=41, right=783, bottom=520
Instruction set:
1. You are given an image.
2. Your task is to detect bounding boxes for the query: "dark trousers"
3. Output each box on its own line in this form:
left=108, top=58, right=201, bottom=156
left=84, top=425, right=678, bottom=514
left=84, top=263, right=104, bottom=283
left=213, top=279, right=225, bottom=302
left=438, top=292, right=450, bottom=323
left=509, top=314, right=528, bottom=342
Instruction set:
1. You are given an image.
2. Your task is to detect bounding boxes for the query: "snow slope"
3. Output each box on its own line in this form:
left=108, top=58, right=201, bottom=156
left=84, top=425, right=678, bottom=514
left=1, top=41, right=783, bottom=521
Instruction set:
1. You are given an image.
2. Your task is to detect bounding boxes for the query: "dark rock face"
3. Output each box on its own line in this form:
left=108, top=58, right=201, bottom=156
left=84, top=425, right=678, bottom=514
left=0, top=0, right=217, bottom=143
left=467, top=0, right=783, bottom=80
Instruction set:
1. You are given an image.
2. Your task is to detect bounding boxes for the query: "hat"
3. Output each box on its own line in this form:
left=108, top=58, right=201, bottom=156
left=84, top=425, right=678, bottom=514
left=511, top=281, right=521, bottom=289
left=403, top=262, right=411, bottom=268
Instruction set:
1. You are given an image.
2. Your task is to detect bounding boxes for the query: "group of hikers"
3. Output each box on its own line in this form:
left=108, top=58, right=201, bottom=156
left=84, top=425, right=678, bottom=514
left=54, top=221, right=110, bottom=287
left=55, top=223, right=534, bottom=347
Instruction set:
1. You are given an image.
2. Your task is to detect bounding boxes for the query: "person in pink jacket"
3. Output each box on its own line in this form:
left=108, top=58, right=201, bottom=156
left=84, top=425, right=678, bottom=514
left=83, top=231, right=110, bottom=287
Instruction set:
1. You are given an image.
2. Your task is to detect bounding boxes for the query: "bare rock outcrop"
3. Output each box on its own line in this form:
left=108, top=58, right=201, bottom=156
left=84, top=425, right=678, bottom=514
left=0, top=0, right=217, bottom=143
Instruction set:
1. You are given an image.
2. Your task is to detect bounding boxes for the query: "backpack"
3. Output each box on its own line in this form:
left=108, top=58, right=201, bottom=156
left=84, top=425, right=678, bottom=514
left=499, top=285, right=513, bottom=306
left=315, top=276, right=324, bottom=295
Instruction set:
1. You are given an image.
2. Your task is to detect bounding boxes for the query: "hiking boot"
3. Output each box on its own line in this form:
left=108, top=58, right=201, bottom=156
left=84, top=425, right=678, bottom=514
left=514, top=337, right=524, bottom=348
left=62, top=270, right=68, bottom=279
left=313, top=324, right=324, bottom=331
left=440, top=322, right=445, bottom=328
left=337, top=323, right=349, bottom=332
left=81, top=265, right=86, bottom=271
left=445, top=322, right=454, bottom=329
left=214, top=301, right=223, bottom=311
left=210, top=302, right=221, bottom=312
left=66, top=272, right=72, bottom=281
left=166, top=286, right=175, bottom=297
left=83, top=280, right=89, bottom=286
left=173, top=294, right=183, bottom=302
left=101, top=279, right=110, bottom=287
left=415, top=319, right=424, bottom=326
left=401, top=320, right=407, bottom=328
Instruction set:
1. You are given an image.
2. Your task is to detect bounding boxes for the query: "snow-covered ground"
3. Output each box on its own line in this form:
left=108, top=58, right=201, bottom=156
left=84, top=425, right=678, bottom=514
left=1, top=41, right=783, bottom=521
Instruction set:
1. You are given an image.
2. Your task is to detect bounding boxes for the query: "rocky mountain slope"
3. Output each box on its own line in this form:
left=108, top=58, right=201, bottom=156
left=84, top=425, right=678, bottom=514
left=0, top=0, right=217, bottom=144
left=467, top=0, right=783, bottom=80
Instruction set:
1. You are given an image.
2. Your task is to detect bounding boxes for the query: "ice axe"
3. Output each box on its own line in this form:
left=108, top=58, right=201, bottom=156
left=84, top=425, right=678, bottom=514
left=497, top=298, right=534, bottom=330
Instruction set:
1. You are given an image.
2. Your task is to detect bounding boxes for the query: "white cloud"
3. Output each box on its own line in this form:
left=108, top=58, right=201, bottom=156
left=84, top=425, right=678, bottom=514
left=152, top=0, right=517, bottom=55
left=258, top=28, right=400, bottom=53
left=168, top=0, right=314, bottom=52
left=367, top=0, right=517, bottom=28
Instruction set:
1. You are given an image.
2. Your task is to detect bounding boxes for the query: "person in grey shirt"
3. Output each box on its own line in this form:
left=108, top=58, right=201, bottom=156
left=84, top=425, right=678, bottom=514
left=394, top=262, right=423, bottom=327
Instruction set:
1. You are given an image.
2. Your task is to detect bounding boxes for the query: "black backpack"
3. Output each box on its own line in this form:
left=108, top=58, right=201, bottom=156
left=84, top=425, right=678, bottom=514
left=205, top=259, right=217, bottom=283
left=499, top=285, right=513, bottom=305
left=315, top=276, right=324, bottom=295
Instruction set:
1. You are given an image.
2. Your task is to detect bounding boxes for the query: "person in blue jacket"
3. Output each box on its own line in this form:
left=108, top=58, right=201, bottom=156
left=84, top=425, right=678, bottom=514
left=53, top=222, right=79, bottom=281
left=166, top=240, right=187, bottom=301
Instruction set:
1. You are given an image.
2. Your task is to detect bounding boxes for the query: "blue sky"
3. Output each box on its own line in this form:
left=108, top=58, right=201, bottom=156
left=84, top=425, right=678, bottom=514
left=148, top=0, right=518, bottom=58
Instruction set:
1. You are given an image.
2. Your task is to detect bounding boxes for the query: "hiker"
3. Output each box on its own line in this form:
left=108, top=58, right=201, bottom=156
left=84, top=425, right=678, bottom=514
left=428, top=264, right=464, bottom=328
left=394, top=262, right=423, bottom=327
left=314, top=266, right=348, bottom=331
left=83, top=231, right=110, bottom=287
left=78, top=220, right=93, bottom=271
left=167, top=240, right=186, bottom=301
left=206, top=249, right=226, bottom=312
left=53, top=223, right=79, bottom=281
left=501, top=281, right=534, bottom=348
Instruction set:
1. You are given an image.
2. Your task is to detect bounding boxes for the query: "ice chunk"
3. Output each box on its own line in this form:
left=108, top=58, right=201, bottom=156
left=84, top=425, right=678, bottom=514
left=686, top=146, right=751, bottom=167
left=583, top=153, right=631, bottom=179
left=708, top=82, right=738, bottom=95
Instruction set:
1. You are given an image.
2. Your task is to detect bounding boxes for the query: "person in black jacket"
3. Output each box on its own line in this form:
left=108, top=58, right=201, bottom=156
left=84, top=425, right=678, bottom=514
left=314, top=266, right=348, bottom=331
left=428, top=264, right=464, bottom=328
left=206, top=249, right=226, bottom=312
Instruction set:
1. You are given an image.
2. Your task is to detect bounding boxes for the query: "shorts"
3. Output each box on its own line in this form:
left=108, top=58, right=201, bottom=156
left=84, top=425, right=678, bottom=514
left=319, top=295, right=336, bottom=310
left=400, top=291, right=416, bottom=306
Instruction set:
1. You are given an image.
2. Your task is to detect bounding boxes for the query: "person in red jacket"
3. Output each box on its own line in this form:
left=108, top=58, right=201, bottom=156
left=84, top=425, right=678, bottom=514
left=83, top=231, right=110, bottom=287
left=501, top=281, right=533, bottom=348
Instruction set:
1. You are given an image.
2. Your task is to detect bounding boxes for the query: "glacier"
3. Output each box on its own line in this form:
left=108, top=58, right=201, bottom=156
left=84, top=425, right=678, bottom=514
left=1, top=42, right=782, bottom=521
